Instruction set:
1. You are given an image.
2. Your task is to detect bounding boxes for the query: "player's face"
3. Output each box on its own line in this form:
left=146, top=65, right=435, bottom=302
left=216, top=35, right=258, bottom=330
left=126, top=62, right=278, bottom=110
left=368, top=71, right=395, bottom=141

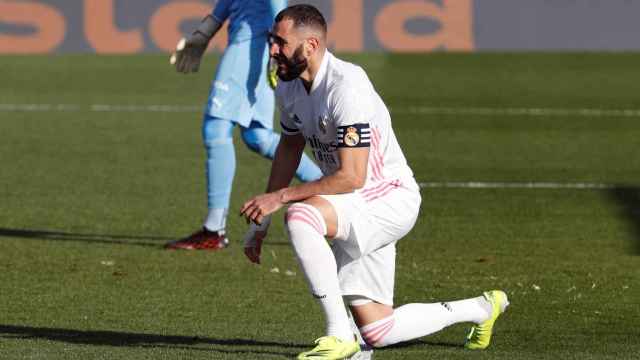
left=269, top=20, right=309, bottom=82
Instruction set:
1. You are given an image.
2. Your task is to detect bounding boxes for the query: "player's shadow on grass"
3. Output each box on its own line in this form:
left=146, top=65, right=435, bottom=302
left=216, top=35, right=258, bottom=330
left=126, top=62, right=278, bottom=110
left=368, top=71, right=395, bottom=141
left=382, top=339, right=461, bottom=349
left=0, top=227, right=171, bottom=247
left=0, top=324, right=305, bottom=358
left=0, top=227, right=294, bottom=248
left=608, top=186, right=640, bottom=254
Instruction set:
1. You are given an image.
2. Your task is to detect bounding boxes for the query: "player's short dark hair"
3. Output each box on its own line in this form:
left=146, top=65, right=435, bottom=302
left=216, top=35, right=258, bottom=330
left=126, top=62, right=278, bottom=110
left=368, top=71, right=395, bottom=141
left=275, top=4, right=327, bottom=36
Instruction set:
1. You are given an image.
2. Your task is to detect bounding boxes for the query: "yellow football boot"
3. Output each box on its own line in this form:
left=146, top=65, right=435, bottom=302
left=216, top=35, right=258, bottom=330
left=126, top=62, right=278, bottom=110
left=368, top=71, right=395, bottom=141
left=297, top=336, right=360, bottom=360
left=464, top=290, right=509, bottom=350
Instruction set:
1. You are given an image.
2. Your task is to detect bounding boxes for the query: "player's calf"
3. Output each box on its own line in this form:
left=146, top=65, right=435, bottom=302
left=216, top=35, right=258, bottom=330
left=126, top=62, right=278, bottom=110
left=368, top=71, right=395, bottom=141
left=353, top=292, right=509, bottom=350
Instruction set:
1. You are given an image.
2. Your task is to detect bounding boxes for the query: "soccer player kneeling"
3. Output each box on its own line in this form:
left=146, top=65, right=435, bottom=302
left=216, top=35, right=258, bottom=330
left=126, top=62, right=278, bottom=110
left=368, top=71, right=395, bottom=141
left=240, top=5, right=509, bottom=359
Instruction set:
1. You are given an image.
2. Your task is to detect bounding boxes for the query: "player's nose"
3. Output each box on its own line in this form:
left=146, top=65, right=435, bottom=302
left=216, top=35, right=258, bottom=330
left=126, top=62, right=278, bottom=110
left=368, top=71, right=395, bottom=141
left=269, top=42, right=279, bottom=58
left=269, top=41, right=282, bottom=57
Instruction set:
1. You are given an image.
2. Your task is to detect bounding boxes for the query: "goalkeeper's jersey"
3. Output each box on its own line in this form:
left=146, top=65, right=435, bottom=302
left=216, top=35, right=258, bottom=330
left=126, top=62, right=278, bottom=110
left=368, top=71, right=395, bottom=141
left=276, top=51, right=416, bottom=192
left=212, top=0, right=286, bottom=44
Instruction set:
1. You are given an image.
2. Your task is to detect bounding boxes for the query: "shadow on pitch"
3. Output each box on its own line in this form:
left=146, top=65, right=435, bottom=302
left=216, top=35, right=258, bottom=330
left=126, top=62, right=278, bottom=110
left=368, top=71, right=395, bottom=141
left=382, top=339, right=461, bottom=350
left=608, top=186, right=640, bottom=254
left=0, top=227, right=293, bottom=248
left=0, top=324, right=305, bottom=357
left=0, top=227, right=170, bottom=247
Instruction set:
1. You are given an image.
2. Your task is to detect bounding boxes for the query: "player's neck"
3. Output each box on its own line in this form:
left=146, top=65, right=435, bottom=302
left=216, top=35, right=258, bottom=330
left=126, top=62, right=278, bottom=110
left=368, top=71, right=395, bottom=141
left=299, top=49, right=326, bottom=94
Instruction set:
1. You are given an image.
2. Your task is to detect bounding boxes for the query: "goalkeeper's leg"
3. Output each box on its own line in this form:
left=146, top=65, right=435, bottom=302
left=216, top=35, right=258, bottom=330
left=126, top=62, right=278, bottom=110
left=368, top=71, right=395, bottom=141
left=240, top=122, right=322, bottom=182
left=165, top=115, right=234, bottom=250
left=202, top=116, right=236, bottom=232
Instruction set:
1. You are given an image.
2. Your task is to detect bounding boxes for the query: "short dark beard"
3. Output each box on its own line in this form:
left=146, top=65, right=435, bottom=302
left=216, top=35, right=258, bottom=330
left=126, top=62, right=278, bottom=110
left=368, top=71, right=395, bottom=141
left=275, top=44, right=308, bottom=82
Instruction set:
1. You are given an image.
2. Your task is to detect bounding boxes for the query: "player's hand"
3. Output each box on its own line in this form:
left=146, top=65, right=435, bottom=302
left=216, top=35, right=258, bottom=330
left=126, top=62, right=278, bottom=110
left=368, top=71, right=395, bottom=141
left=240, top=190, right=286, bottom=225
left=243, top=215, right=271, bottom=264
left=169, top=15, right=220, bottom=74
left=170, top=33, right=209, bottom=73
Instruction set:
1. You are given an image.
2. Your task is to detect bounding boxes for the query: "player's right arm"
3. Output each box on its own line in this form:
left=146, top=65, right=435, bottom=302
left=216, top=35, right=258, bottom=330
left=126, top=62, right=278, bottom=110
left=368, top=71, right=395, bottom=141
left=241, top=87, right=308, bottom=264
left=240, top=107, right=307, bottom=225
left=244, top=87, right=307, bottom=217
left=241, top=131, right=306, bottom=225
left=266, top=132, right=306, bottom=193
left=241, top=132, right=305, bottom=264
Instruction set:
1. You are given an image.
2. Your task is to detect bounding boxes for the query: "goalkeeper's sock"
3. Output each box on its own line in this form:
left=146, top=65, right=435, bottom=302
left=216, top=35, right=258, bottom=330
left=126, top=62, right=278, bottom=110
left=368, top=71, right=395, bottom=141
left=203, top=208, right=227, bottom=233
left=359, top=297, right=491, bottom=347
left=286, top=203, right=353, bottom=342
left=203, top=117, right=235, bottom=220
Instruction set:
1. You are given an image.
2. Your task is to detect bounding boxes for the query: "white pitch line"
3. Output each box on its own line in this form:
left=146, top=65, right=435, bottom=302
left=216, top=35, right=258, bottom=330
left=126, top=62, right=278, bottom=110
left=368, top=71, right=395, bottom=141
left=2, top=103, right=640, bottom=118
left=90, top=104, right=201, bottom=112
left=419, top=182, right=616, bottom=189
left=400, top=106, right=640, bottom=118
left=0, top=104, right=80, bottom=111
left=0, top=103, right=201, bottom=113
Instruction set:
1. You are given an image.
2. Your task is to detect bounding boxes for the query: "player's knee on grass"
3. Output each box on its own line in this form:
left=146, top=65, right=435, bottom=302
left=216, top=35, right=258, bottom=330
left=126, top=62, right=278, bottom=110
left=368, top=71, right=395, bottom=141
left=240, top=125, right=278, bottom=157
left=202, top=115, right=235, bottom=148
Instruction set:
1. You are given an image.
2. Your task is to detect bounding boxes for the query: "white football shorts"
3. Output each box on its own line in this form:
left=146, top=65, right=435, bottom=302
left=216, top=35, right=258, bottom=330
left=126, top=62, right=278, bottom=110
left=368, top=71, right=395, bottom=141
left=320, top=177, right=421, bottom=306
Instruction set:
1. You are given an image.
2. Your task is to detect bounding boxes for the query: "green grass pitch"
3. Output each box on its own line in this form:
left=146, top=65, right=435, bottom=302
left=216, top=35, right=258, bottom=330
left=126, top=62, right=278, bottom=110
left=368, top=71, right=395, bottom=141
left=0, top=52, right=639, bottom=359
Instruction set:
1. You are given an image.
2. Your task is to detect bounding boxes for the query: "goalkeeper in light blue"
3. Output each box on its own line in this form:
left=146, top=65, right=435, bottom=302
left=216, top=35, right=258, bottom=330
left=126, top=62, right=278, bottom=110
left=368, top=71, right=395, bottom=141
left=167, top=0, right=322, bottom=250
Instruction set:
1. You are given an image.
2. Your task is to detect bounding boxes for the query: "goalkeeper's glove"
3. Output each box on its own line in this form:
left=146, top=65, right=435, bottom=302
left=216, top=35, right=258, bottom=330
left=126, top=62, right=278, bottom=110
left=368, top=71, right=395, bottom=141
left=243, top=215, right=271, bottom=264
left=170, top=15, right=221, bottom=73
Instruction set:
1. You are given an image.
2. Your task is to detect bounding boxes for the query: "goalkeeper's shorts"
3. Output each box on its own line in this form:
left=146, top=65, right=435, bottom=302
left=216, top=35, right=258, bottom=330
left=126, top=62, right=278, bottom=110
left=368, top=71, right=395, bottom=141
left=204, top=35, right=274, bottom=129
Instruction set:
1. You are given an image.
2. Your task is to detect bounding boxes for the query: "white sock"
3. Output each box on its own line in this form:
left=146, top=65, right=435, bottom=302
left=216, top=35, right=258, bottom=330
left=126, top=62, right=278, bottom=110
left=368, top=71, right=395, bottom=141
left=360, top=296, right=491, bottom=347
left=286, top=203, right=353, bottom=342
left=203, top=208, right=227, bottom=232
left=446, top=296, right=493, bottom=324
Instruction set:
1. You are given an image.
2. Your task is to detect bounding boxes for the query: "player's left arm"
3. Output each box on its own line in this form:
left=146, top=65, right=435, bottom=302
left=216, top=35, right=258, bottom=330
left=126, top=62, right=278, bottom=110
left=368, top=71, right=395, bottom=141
left=240, top=144, right=369, bottom=227
left=279, top=145, right=369, bottom=202
left=241, top=133, right=371, bottom=223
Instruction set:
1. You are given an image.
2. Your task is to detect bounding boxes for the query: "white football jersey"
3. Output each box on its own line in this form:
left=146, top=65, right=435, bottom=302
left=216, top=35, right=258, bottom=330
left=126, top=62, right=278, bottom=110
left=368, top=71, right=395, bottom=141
left=276, top=50, right=415, bottom=193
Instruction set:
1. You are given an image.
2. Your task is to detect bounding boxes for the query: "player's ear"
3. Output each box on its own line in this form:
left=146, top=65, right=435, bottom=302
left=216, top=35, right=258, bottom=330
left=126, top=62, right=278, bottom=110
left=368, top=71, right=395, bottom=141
left=305, top=37, right=320, bottom=55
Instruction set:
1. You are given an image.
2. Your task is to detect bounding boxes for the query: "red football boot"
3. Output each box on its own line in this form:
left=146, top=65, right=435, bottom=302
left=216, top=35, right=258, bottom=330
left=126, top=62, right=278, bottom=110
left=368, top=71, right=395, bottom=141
left=164, top=228, right=229, bottom=250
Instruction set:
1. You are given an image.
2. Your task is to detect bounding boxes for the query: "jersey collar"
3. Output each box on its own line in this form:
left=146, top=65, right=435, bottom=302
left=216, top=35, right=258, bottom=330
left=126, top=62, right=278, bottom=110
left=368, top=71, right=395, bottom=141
left=309, top=49, right=331, bottom=94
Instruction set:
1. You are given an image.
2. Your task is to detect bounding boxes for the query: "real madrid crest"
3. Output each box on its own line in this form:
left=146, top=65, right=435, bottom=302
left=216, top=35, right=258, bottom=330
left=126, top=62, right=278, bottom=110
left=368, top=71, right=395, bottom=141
left=318, top=115, right=328, bottom=134
left=344, top=126, right=360, bottom=146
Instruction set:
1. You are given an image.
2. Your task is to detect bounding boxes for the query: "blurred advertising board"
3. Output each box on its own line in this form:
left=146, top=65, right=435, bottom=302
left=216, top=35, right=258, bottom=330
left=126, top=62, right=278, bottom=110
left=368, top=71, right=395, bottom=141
left=2, top=0, right=640, bottom=54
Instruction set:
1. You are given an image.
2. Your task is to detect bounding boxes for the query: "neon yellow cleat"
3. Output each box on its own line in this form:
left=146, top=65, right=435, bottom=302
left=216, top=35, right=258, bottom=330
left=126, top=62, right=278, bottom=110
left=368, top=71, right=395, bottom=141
left=464, top=290, right=509, bottom=350
left=297, top=336, right=360, bottom=360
